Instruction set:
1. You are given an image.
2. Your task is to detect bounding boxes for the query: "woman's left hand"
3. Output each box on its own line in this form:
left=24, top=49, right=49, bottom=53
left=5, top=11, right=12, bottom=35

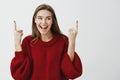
left=68, top=20, right=78, bottom=43
left=67, top=20, right=78, bottom=61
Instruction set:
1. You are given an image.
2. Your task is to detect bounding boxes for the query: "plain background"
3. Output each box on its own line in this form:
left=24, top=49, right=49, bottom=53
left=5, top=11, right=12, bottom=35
left=0, top=0, right=120, bottom=80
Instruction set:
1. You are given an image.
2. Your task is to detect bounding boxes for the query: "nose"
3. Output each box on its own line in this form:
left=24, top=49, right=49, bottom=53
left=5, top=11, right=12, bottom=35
left=41, top=19, right=46, bottom=24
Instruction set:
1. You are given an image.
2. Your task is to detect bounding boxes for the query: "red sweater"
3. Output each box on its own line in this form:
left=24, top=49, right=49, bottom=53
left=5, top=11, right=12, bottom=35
left=10, top=34, right=82, bottom=80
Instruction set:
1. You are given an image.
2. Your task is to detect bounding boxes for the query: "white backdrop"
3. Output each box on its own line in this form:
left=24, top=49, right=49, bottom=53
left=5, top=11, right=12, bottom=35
left=0, top=0, right=120, bottom=80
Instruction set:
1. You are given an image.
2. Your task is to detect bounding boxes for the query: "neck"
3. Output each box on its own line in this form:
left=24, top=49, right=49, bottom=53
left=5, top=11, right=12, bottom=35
left=41, top=33, right=53, bottom=42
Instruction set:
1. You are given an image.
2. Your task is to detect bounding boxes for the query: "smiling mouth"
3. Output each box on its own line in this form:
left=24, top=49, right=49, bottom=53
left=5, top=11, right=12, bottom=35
left=40, top=26, right=48, bottom=29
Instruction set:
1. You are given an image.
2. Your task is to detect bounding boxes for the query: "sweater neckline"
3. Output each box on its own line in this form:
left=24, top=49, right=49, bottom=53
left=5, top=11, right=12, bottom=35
left=31, top=34, right=59, bottom=47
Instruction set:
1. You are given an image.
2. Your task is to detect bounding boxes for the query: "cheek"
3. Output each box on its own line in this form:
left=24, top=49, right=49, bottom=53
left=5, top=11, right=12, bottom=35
left=35, top=18, right=40, bottom=24
left=35, top=20, right=39, bottom=24
left=48, top=23, right=52, bottom=29
left=34, top=18, right=37, bottom=23
left=48, top=21, right=53, bottom=26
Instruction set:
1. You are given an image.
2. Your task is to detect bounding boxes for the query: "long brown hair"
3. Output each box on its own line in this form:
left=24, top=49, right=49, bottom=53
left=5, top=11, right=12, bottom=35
left=32, top=4, right=62, bottom=39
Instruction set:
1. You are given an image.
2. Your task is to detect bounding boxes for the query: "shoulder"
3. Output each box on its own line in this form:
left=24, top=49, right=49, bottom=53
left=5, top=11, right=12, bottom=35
left=58, top=34, right=68, bottom=42
left=57, top=34, right=69, bottom=48
left=22, top=35, right=33, bottom=44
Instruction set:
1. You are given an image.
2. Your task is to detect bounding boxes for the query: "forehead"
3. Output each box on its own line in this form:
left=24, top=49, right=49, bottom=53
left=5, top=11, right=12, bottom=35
left=36, top=10, right=52, bottom=17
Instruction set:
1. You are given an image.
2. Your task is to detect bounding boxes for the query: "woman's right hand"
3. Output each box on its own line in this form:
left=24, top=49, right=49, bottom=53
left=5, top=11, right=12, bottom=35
left=14, top=21, right=23, bottom=51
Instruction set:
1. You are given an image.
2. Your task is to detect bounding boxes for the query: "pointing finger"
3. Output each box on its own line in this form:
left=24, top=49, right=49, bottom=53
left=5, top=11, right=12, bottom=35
left=14, top=20, right=17, bottom=30
left=76, top=20, right=78, bottom=31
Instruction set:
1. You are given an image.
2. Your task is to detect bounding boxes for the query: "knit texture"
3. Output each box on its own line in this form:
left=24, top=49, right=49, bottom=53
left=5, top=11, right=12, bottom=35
left=10, top=34, right=82, bottom=80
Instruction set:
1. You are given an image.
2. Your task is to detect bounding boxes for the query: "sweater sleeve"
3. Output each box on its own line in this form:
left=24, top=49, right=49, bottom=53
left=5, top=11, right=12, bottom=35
left=10, top=36, right=32, bottom=80
left=61, top=52, right=82, bottom=79
left=61, top=35, right=82, bottom=79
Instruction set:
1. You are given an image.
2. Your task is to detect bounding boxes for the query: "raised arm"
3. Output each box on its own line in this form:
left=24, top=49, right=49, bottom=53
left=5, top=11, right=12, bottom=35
left=68, top=20, right=78, bottom=61
left=11, top=21, right=32, bottom=80
left=14, top=20, right=23, bottom=51
left=61, top=21, right=82, bottom=79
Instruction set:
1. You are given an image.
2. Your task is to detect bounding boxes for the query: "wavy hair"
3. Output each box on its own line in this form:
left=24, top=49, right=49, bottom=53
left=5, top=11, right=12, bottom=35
left=32, top=4, right=62, bottom=39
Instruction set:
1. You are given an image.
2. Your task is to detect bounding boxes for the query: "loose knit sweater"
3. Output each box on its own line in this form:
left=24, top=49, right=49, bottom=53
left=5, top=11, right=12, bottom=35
left=10, top=34, right=82, bottom=80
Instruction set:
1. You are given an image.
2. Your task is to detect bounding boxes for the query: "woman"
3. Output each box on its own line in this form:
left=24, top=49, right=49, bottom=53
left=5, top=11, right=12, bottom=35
left=10, top=4, right=82, bottom=80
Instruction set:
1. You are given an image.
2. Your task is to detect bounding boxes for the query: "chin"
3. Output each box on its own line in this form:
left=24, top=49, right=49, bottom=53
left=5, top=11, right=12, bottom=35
left=40, top=32, right=48, bottom=35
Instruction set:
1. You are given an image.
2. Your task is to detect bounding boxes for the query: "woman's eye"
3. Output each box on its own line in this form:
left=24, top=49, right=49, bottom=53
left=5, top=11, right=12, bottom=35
left=37, top=17, right=42, bottom=20
left=47, top=17, right=51, bottom=20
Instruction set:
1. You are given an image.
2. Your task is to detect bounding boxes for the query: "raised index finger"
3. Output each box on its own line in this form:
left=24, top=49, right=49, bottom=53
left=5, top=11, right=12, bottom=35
left=76, top=20, right=78, bottom=31
left=14, top=20, right=17, bottom=30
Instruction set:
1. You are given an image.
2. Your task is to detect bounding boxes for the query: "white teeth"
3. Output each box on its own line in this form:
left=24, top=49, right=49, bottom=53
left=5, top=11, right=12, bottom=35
left=40, top=26, right=48, bottom=29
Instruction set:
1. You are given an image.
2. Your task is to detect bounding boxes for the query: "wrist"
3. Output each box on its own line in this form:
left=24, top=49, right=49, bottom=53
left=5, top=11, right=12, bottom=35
left=15, top=44, right=22, bottom=51
left=69, top=39, right=75, bottom=44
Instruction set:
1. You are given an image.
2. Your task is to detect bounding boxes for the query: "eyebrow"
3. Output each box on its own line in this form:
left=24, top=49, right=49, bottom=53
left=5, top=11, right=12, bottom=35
left=37, top=16, right=52, bottom=18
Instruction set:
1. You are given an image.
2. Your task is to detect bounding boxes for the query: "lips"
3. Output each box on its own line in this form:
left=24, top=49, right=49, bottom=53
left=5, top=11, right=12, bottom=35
left=40, top=26, right=48, bottom=29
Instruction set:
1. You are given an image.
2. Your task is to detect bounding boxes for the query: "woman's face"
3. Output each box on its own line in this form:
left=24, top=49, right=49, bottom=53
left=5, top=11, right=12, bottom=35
left=35, top=10, right=53, bottom=35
